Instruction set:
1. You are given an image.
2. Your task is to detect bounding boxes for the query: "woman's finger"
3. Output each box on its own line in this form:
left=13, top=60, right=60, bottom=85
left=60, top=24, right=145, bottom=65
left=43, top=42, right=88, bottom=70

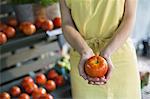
left=88, top=81, right=94, bottom=85
left=94, top=81, right=105, bottom=85
left=105, top=67, right=112, bottom=81
left=87, top=75, right=107, bottom=82
left=105, top=58, right=114, bottom=81
left=87, top=76, right=100, bottom=82
left=99, top=76, right=107, bottom=83
left=88, top=81, right=106, bottom=85
left=78, top=59, right=87, bottom=80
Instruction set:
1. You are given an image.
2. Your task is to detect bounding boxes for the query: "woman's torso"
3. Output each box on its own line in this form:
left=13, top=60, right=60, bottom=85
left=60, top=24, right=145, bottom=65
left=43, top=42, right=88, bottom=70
left=66, top=0, right=125, bottom=40
left=66, top=0, right=126, bottom=52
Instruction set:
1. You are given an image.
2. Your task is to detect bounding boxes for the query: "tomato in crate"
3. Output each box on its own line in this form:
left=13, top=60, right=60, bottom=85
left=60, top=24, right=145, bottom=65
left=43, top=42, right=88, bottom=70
left=32, top=87, right=46, bottom=99
left=21, top=76, right=37, bottom=94
left=2, top=26, right=16, bottom=38
left=39, top=93, right=53, bottom=99
left=53, top=17, right=62, bottom=28
left=7, top=17, right=18, bottom=27
left=54, top=75, right=65, bottom=87
left=9, top=86, right=21, bottom=97
left=19, top=22, right=36, bottom=35
left=18, top=93, right=30, bottom=99
left=45, top=80, right=56, bottom=91
left=21, top=76, right=34, bottom=87
left=0, top=22, right=7, bottom=31
left=35, top=17, right=45, bottom=28
left=41, top=20, right=54, bottom=31
left=0, top=32, right=7, bottom=45
left=35, top=73, right=47, bottom=85
left=24, top=83, right=38, bottom=94
left=0, top=92, right=11, bottom=99
left=47, top=69, right=58, bottom=80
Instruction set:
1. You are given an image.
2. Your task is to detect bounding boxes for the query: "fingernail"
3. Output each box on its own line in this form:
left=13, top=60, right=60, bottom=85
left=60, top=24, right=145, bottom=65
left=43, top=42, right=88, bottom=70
left=91, top=81, right=94, bottom=85
left=95, top=82, right=101, bottom=85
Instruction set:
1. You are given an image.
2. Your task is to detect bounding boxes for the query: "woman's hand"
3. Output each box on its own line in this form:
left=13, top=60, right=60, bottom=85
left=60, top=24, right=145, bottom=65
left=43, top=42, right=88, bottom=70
left=78, top=48, right=95, bottom=80
left=78, top=48, right=114, bottom=85
left=104, top=56, right=114, bottom=81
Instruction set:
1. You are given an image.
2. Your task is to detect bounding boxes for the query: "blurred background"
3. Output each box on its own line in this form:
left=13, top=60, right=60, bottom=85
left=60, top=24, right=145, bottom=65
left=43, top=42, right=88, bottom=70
left=132, top=1, right=150, bottom=98
left=0, top=0, right=149, bottom=99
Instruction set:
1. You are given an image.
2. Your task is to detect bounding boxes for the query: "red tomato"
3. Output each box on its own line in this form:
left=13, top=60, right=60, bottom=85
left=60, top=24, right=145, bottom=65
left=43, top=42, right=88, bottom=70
left=45, top=80, right=56, bottom=91
left=18, top=93, right=30, bottom=99
left=35, top=17, right=46, bottom=28
left=21, top=76, right=34, bottom=87
left=84, top=55, right=108, bottom=78
left=23, top=83, right=36, bottom=94
left=20, top=22, right=36, bottom=35
left=41, top=20, right=54, bottom=31
left=39, top=93, right=53, bottom=99
left=32, top=87, right=46, bottom=99
left=33, top=83, right=38, bottom=91
left=38, top=87, right=46, bottom=95
left=0, top=92, right=11, bottom=99
left=35, top=73, right=47, bottom=85
left=53, top=17, right=62, bottom=28
left=9, top=86, right=21, bottom=97
left=54, top=75, right=65, bottom=87
left=0, top=22, right=7, bottom=31
left=0, top=32, right=7, bottom=45
left=2, top=26, right=16, bottom=38
left=7, top=17, right=18, bottom=27
left=47, top=69, right=58, bottom=80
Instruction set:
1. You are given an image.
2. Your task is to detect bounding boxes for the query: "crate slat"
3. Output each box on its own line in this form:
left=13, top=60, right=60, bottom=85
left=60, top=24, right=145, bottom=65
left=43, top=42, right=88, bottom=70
left=0, top=54, right=60, bottom=84
left=0, top=78, right=21, bottom=92
left=0, top=42, right=60, bottom=70
left=0, top=4, right=14, bottom=15
left=0, top=31, right=47, bottom=54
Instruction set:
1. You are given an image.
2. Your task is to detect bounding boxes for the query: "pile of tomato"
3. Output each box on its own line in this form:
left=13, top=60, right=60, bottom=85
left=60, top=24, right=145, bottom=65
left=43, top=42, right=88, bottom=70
left=0, top=69, right=65, bottom=99
left=0, top=17, right=62, bottom=45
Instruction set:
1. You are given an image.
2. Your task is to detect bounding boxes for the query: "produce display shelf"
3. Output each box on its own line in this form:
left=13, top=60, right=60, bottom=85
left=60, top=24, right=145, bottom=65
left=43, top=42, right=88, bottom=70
left=51, top=81, right=72, bottom=99
left=0, top=72, right=72, bottom=99
left=0, top=28, right=62, bottom=54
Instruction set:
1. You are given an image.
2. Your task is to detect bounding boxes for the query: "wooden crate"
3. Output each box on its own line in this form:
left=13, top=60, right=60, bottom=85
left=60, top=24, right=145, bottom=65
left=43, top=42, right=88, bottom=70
left=0, top=35, right=59, bottom=87
left=0, top=25, right=72, bottom=98
left=0, top=2, right=72, bottom=98
left=0, top=30, right=72, bottom=98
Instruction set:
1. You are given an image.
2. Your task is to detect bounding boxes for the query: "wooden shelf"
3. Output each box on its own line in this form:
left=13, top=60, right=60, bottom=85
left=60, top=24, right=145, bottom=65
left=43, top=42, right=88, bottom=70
left=0, top=28, right=62, bottom=54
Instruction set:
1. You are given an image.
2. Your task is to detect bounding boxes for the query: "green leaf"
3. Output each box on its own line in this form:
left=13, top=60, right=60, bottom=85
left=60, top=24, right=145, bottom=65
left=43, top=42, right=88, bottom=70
left=9, top=0, right=58, bottom=5
left=40, top=0, right=58, bottom=6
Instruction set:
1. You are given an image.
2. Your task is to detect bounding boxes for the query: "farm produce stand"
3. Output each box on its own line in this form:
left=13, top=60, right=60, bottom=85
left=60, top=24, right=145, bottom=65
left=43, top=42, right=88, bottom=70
left=0, top=27, right=72, bottom=97
left=0, top=26, right=71, bottom=96
left=0, top=2, right=72, bottom=98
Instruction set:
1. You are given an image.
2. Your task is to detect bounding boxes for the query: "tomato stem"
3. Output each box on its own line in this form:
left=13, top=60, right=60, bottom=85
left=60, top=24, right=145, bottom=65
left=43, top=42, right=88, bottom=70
left=95, top=59, right=99, bottom=64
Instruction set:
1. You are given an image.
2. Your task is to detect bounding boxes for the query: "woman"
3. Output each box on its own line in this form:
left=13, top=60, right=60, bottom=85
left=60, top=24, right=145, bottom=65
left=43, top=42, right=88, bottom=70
left=60, top=0, right=141, bottom=99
